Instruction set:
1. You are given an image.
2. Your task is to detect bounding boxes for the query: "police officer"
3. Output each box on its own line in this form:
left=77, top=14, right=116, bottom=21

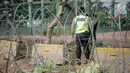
left=71, top=8, right=91, bottom=65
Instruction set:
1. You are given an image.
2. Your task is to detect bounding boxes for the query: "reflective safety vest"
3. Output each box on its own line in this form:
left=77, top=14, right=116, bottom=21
left=75, top=15, right=89, bottom=34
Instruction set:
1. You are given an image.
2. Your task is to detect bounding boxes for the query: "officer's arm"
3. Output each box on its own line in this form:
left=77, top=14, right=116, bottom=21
left=93, top=18, right=98, bottom=40
left=93, top=18, right=98, bottom=26
left=87, top=17, right=92, bottom=32
left=71, top=18, right=76, bottom=36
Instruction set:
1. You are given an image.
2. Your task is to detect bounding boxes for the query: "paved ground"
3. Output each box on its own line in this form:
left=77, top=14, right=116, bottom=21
left=0, top=30, right=130, bottom=47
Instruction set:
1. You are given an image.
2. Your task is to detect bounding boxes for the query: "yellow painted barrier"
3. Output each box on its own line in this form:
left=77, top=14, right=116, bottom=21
left=95, top=47, right=130, bottom=73
left=96, top=47, right=130, bottom=54
left=0, top=40, right=16, bottom=47
left=32, top=44, right=64, bottom=64
left=0, top=40, right=16, bottom=60
left=35, top=44, right=63, bottom=51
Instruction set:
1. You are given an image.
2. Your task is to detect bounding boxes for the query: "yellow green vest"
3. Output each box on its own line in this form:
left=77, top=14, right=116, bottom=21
left=75, top=15, right=89, bottom=34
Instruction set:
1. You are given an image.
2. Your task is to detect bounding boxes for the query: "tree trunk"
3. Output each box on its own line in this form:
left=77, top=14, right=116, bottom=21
left=46, top=0, right=68, bottom=43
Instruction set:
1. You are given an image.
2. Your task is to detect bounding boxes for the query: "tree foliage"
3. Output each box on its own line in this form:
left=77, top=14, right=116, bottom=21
left=97, top=11, right=106, bottom=26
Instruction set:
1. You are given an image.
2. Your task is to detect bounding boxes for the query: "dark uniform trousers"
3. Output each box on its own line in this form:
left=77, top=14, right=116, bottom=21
left=76, top=31, right=91, bottom=60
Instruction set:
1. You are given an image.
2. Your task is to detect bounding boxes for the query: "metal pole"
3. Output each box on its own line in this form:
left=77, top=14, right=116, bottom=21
left=6, top=5, right=9, bottom=36
left=28, top=1, right=32, bottom=35
left=87, top=0, right=91, bottom=16
left=118, top=3, right=122, bottom=30
left=119, top=12, right=121, bottom=30
left=5, top=4, right=9, bottom=72
left=127, top=2, right=130, bottom=25
left=41, top=0, right=44, bottom=42
left=75, top=0, right=77, bottom=16
left=111, top=0, right=115, bottom=26
left=4, top=0, right=10, bottom=35
left=11, top=0, right=14, bottom=4
left=111, top=0, right=115, bottom=17
left=84, top=0, right=87, bottom=15
left=56, top=0, right=59, bottom=16
left=41, top=0, right=44, bottom=27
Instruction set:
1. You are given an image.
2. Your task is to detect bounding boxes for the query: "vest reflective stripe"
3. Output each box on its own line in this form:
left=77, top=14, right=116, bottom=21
left=75, top=15, right=89, bottom=34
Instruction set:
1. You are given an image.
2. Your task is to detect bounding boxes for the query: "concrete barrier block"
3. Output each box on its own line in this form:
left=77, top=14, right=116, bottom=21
left=31, top=44, right=64, bottom=65
left=0, top=40, right=16, bottom=60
